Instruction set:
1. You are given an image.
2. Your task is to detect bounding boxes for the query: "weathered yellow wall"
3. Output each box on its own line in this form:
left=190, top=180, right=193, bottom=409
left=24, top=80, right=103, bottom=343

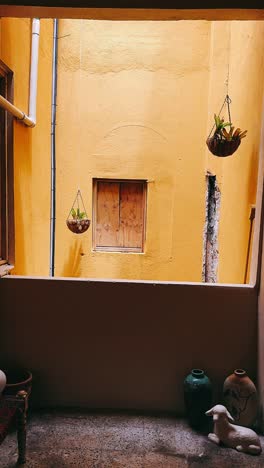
left=0, top=18, right=53, bottom=276
left=0, top=18, right=264, bottom=282
left=56, top=20, right=211, bottom=281
left=55, top=19, right=264, bottom=282
left=218, top=22, right=264, bottom=283
left=206, top=22, right=264, bottom=284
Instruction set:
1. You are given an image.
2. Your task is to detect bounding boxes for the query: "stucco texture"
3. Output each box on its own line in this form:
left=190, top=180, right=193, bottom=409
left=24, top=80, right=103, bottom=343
left=0, top=18, right=53, bottom=276
left=1, top=18, right=264, bottom=282
left=0, top=277, right=258, bottom=412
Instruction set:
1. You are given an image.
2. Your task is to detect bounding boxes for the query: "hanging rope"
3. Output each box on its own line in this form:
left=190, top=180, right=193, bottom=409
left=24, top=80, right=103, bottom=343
left=225, top=57, right=230, bottom=95
left=67, top=189, right=88, bottom=220
left=224, top=24, right=232, bottom=126
left=208, top=95, right=232, bottom=139
left=66, top=20, right=91, bottom=234
left=208, top=23, right=232, bottom=139
left=78, top=19, right=83, bottom=194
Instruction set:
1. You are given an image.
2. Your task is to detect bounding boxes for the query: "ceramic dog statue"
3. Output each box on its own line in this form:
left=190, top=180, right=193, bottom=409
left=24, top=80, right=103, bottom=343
left=206, top=404, right=262, bottom=455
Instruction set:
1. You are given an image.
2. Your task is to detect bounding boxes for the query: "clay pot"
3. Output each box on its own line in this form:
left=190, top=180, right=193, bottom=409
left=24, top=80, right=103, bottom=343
left=2, top=369, right=32, bottom=396
left=184, top=369, right=213, bottom=430
left=0, top=369, right=6, bottom=394
left=66, top=218, right=90, bottom=234
left=206, top=136, right=241, bottom=157
left=223, top=369, right=258, bottom=427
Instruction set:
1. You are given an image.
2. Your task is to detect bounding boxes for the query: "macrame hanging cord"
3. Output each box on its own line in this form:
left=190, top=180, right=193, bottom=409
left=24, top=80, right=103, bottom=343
left=66, top=20, right=91, bottom=234
left=207, top=94, right=232, bottom=140
left=67, top=189, right=88, bottom=221
left=208, top=27, right=232, bottom=140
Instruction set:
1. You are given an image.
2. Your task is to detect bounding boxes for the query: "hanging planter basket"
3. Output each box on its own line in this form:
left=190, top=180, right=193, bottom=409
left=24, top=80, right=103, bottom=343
left=206, top=135, right=241, bottom=157
left=206, top=95, right=247, bottom=158
left=66, top=189, right=91, bottom=234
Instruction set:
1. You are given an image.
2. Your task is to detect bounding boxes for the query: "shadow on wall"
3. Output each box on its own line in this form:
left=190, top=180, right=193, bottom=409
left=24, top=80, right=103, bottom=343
left=247, top=145, right=259, bottom=203
left=61, top=239, right=82, bottom=277
left=13, top=124, right=33, bottom=275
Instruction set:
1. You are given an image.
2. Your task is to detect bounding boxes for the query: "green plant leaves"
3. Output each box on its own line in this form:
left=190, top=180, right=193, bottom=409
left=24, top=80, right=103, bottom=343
left=71, top=208, right=77, bottom=219
left=213, top=113, right=247, bottom=142
left=76, top=208, right=86, bottom=219
left=214, top=114, right=231, bottom=132
left=71, top=207, right=86, bottom=220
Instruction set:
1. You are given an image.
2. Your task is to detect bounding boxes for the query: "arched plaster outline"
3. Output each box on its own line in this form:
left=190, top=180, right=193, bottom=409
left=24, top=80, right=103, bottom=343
left=102, top=123, right=168, bottom=143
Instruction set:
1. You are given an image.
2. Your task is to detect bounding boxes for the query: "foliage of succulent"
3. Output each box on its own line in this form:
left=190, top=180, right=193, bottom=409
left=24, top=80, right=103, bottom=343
left=71, top=208, right=87, bottom=220
left=214, top=114, right=247, bottom=141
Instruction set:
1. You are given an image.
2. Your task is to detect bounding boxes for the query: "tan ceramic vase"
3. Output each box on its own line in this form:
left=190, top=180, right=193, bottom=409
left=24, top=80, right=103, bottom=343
left=0, top=369, right=6, bottom=394
left=223, top=369, right=258, bottom=427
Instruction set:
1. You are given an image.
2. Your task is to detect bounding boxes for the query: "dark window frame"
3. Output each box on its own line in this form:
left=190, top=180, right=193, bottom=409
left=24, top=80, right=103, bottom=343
left=0, top=60, right=14, bottom=265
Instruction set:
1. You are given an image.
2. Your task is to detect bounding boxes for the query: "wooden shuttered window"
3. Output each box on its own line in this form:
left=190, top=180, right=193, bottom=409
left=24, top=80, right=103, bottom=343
left=0, top=75, right=6, bottom=262
left=93, top=179, right=147, bottom=252
left=0, top=61, right=14, bottom=267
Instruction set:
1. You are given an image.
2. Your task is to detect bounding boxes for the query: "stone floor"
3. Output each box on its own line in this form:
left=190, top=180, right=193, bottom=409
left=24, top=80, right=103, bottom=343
left=1, top=410, right=264, bottom=467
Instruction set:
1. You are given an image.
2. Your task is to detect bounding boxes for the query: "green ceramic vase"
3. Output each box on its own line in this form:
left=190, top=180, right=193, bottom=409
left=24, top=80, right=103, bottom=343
left=184, top=369, right=213, bottom=429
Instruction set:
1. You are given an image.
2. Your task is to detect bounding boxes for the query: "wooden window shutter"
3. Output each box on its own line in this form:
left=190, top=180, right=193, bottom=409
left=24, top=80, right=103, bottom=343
left=0, top=77, right=6, bottom=260
left=0, top=60, right=14, bottom=266
left=94, top=179, right=146, bottom=252
left=120, top=182, right=144, bottom=249
left=96, top=181, right=120, bottom=247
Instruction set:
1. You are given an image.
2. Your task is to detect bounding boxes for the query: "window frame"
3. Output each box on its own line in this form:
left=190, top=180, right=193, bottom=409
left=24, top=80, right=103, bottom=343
left=0, top=60, right=14, bottom=267
left=0, top=6, right=262, bottom=287
left=92, top=178, right=147, bottom=253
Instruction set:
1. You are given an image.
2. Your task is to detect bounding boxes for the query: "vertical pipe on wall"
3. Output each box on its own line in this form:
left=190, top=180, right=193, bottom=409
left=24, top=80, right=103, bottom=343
left=49, top=19, right=58, bottom=277
left=28, top=18, right=40, bottom=125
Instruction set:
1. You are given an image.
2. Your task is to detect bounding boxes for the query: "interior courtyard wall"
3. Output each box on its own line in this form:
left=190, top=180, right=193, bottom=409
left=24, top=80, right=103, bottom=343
left=55, top=19, right=264, bottom=282
left=0, top=18, right=52, bottom=276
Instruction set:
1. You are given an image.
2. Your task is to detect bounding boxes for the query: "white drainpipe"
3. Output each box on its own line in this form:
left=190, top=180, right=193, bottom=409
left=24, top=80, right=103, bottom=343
left=0, top=18, right=40, bottom=128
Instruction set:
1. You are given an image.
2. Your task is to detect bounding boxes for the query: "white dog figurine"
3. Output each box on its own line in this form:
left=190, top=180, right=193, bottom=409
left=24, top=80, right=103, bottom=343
left=206, top=404, right=262, bottom=455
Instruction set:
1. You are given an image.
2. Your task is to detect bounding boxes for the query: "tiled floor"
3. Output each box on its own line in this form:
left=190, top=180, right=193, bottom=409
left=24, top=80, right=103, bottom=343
left=1, top=410, right=264, bottom=467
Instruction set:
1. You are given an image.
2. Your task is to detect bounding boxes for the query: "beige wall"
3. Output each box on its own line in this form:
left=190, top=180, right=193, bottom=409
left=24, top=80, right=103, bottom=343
left=0, top=276, right=257, bottom=411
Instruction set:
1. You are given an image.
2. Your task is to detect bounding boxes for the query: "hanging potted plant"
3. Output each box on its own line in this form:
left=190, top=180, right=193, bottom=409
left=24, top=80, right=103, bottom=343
left=66, top=207, right=90, bottom=234
left=206, top=95, right=247, bottom=157
left=66, top=190, right=91, bottom=234
left=206, top=114, right=247, bottom=157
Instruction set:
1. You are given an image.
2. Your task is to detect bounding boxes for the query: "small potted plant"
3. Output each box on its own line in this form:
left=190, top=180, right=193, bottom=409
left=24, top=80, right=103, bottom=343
left=66, top=207, right=90, bottom=234
left=206, top=114, right=247, bottom=157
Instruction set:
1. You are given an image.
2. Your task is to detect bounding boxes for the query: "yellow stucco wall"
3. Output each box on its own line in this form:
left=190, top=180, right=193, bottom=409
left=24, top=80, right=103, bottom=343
left=217, top=22, right=264, bottom=283
left=55, top=19, right=264, bottom=282
left=0, top=18, right=264, bottom=282
left=206, top=22, right=264, bottom=283
left=56, top=20, right=211, bottom=281
left=0, top=18, right=53, bottom=276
